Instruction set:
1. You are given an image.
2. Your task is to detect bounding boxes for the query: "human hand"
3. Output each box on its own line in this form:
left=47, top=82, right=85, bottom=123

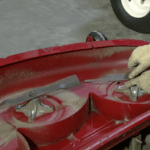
left=128, top=44, right=150, bottom=79
left=125, top=70, right=150, bottom=93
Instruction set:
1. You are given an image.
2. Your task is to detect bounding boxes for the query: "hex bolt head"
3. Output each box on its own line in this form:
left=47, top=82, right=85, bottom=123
left=29, top=91, right=37, bottom=97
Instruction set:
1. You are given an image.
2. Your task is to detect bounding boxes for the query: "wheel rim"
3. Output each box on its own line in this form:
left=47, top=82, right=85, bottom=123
left=121, top=0, right=150, bottom=18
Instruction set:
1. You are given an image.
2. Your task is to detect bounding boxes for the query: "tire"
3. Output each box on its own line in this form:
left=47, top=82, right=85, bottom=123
left=110, top=0, right=150, bottom=33
left=86, top=31, right=107, bottom=42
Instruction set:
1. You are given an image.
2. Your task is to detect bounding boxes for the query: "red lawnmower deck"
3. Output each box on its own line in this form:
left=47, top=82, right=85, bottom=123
left=0, top=39, right=150, bottom=150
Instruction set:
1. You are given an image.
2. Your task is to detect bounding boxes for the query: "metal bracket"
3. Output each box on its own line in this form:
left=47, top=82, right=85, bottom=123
left=16, top=98, right=54, bottom=122
left=131, top=86, right=139, bottom=101
left=116, top=85, right=146, bottom=101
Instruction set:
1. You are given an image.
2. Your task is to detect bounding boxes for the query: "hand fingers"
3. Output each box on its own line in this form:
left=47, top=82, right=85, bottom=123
left=128, top=45, right=149, bottom=70
left=128, top=46, right=143, bottom=70
left=128, top=63, right=150, bottom=79
left=128, top=58, right=138, bottom=71
left=124, top=77, right=139, bottom=88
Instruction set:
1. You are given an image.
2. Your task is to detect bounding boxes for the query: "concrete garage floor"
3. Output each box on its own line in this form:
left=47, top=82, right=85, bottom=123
left=0, top=0, right=150, bottom=57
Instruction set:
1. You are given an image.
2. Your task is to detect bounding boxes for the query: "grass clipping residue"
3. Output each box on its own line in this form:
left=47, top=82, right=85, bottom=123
left=0, top=119, right=17, bottom=149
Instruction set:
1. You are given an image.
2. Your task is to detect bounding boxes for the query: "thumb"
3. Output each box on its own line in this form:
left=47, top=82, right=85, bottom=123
left=124, top=77, right=140, bottom=88
left=128, top=62, right=150, bottom=79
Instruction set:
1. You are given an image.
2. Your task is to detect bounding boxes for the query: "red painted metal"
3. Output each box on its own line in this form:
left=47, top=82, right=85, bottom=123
left=91, top=81, right=150, bottom=120
left=86, top=36, right=94, bottom=42
left=0, top=42, right=92, bottom=67
left=91, top=39, right=150, bottom=49
left=8, top=98, right=89, bottom=146
left=0, top=39, right=149, bottom=67
left=0, top=39, right=150, bottom=150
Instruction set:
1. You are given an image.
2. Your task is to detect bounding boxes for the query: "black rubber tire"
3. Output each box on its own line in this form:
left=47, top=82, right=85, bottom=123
left=110, top=0, right=150, bottom=33
left=86, top=31, right=107, bottom=41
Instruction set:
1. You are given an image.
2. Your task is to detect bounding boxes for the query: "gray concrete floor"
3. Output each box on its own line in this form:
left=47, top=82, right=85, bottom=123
left=0, top=0, right=150, bottom=58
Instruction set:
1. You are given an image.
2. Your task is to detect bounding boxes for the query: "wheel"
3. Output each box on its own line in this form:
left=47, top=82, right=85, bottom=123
left=86, top=31, right=107, bottom=42
left=110, top=0, right=150, bottom=33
